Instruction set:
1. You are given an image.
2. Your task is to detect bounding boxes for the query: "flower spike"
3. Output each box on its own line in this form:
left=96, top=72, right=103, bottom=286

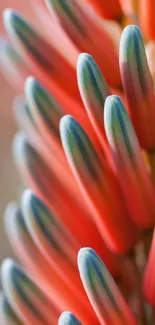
left=78, top=248, right=138, bottom=325
left=2, top=2, right=155, bottom=324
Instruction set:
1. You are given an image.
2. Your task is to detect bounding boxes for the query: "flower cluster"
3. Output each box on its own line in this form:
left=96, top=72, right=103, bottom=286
left=0, top=1, right=155, bottom=324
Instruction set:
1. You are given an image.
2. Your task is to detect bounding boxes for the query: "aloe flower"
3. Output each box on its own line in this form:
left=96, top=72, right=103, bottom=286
left=1, top=1, right=155, bottom=324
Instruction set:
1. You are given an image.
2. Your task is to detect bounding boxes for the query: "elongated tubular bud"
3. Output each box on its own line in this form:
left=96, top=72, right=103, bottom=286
left=0, top=39, right=31, bottom=92
left=24, top=77, right=102, bottom=194
left=77, top=53, right=113, bottom=166
left=1, top=259, right=59, bottom=324
left=4, top=202, right=68, bottom=308
left=3, top=9, right=80, bottom=101
left=104, top=95, right=155, bottom=229
left=4, top=203, right=97, bottom=320
left=13, top=128, right=84, bottom=212
left=22, top=190, right=100, bottom=324
left=60, top=115, right=138, bottom=253
left=45, top=0, right=121, bottom=88
left=3, top=10, right=101, bottom=147
left=25, top=77, right=64, bottom=145
left=13, top=133, right=119, bottom=273
left=120, top=25, right=155, bottom=151
left=78, top=248, right=138, bottom=325
left=30, top=0, right=79, bottom=67
left=22, top=190, right=82, bottom=286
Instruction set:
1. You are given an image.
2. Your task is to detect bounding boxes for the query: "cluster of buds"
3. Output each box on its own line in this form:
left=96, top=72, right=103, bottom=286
left=1, top=1, right=155, bottom=324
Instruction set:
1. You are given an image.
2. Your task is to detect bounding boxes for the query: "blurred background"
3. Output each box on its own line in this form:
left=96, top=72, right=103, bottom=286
left=0, top=1, right=35, bottom=264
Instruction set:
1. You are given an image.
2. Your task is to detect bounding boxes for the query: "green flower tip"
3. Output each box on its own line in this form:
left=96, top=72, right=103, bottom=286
left=78, top=247, right=110, bottom=288
left=78, top=247, right=99, bottom=274
left=104, top=94, right=122, bottom=128
left=77, top=53, right=93, bottom=72
left=25, top=76, right=38, bottom=99
left=104, top=94, right=131, bottom=131
left=77, top=53, right=95, bottom=90
left=25, top=76, right=44, bottom=110
left=120, top=24, right=144, bottom=62
left=25, top=76, right=64, bottom=135
left=3, top=9, right=20, bottom=34
left=25, top=76, right=48, bottom=103
left=104, top=95, right=125, bottom=140
left=104, top=95, right=137, bottom=160
left=22, top=188, right=58, bottom=236
left=59, top=311, right=82, bottom=325
left=122, top=24, right=141, bottom=38
left=60, top=114, right=89, bottom=163
left=12, top=132, right=29, bottom=160
left=1, top=258, right=15, bottom=288
left=77, top=52, right=109, bottom=106
left=4, top=202, right=17, bottom=230
left=1, top=258, right=45, bottom=307
left=60, top=114, right=77, bottom=147
left=3, top=8, right=33, bottom=46
left=22, top=188, right=48, bottom=227
left=22, top=188, right=34, bottom=210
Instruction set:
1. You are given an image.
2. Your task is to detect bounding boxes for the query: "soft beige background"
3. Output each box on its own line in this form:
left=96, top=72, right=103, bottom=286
left=0, top=1, right=34, bottom=264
